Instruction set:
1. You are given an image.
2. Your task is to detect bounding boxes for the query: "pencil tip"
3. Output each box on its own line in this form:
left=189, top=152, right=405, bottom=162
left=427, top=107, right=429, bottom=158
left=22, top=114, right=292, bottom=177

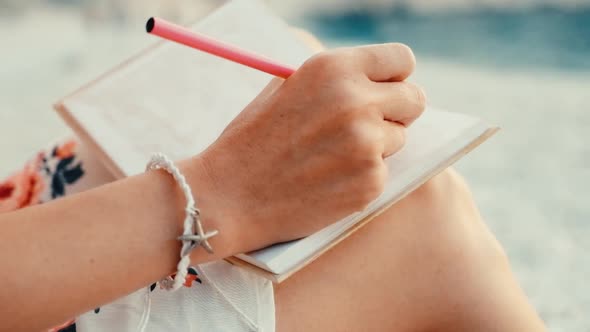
left=146, top=17, right=155, bottom=33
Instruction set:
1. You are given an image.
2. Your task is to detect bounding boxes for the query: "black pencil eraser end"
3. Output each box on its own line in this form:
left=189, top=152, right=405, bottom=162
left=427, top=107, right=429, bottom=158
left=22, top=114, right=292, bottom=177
left=146, top=17, right=155, bottom=33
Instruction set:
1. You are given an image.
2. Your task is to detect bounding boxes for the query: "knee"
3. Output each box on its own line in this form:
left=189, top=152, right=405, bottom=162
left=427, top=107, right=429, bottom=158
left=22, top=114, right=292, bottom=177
left=407, top=167, right=473, bottom=211
left=375, top=170, right=522, bottom=330
left=391, top=168, right=509, bottom=272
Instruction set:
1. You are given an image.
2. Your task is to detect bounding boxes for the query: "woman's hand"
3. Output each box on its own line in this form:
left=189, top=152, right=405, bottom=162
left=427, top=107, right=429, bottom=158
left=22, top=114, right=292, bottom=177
left=188, top=43, right=426, bottom=252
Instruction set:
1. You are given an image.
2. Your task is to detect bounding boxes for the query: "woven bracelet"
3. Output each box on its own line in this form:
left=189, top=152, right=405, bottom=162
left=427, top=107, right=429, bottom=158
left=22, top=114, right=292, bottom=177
left=146, top=153, right=218, bottom=291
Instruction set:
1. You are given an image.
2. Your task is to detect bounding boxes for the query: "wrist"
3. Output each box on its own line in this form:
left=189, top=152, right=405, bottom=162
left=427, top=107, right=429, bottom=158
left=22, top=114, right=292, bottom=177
left=177, top=155, right=265, bottom=258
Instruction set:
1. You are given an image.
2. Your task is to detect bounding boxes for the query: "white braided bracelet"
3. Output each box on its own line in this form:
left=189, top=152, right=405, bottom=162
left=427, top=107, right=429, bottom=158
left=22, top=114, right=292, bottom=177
left=146, top=153, right=218, bottom=291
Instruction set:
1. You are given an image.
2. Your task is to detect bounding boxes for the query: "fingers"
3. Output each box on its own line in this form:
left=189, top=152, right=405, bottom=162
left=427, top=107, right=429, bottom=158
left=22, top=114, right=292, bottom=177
left=374, top=81, right=425, bottom=157
left=297, top=43, right=424, bottom=160
left=351, top=43, right=416, bottom=82
left=379, top=120, right=406, bottom=157
left=372, top=81, right=427, bottom=127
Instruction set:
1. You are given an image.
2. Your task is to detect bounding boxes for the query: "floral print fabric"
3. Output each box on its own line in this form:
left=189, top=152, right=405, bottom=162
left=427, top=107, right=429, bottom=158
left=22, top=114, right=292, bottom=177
left=0, top=139, right=83, bottom=213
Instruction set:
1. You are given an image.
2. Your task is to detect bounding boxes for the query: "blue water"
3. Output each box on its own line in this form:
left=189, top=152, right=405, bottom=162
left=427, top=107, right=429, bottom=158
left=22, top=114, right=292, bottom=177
left=304, top=6, right=590, bottom=71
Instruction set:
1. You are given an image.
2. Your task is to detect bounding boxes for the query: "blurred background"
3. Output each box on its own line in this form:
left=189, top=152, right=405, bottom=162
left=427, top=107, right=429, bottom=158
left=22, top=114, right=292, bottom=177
left=1, top=0, right=589, bottom=330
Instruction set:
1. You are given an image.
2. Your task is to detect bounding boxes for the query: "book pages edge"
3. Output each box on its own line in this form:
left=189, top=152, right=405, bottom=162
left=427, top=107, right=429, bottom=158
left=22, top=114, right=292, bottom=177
left=229, top=125, right=499, bottom=283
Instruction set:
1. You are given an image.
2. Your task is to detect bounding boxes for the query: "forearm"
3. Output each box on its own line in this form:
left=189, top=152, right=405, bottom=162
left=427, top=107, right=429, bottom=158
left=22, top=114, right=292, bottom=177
left=0, top=157, right=249, bottom=330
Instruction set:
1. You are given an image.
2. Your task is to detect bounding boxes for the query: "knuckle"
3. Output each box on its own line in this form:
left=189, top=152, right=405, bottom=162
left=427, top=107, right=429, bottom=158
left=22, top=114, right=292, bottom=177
left=338, top=91, right=367, bottom=113
left=391, top=43, right=416, bottom=73
left=334, top=82, right=364, bottom=109
left=305, top=52, right=330, bottom=68
left=346, top=120, right=380, bottom=155
left=304, top=50, right=348, bottom=76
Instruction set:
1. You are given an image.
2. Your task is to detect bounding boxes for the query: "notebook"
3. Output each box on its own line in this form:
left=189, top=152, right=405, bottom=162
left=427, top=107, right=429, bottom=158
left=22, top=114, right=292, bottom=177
left=55, top=0, right=498, bottom=283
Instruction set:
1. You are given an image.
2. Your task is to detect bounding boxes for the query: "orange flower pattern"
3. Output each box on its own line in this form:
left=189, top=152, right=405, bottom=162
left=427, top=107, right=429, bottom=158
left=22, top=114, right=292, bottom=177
left=0, top=152, right=45, bottom=213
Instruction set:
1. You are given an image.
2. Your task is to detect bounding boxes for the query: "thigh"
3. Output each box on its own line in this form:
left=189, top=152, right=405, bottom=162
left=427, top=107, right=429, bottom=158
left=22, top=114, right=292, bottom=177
left=274, top=169, right=543, bottom=332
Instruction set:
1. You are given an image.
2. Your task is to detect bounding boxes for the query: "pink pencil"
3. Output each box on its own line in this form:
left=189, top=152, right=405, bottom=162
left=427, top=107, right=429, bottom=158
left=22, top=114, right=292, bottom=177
left=146, top=17, right=296, bottom=79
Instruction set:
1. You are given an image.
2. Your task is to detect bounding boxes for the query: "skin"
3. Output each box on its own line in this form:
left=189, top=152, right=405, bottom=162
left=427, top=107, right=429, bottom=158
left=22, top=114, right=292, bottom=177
left=275, top=30, right=546, bottom=332
left=0, top=41, right=545, bottom=331
left=275, top=169, right=546, bottom=331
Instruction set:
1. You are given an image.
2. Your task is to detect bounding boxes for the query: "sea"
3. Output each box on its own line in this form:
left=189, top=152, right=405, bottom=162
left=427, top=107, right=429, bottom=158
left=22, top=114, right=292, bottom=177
left=0, top=1, right=589, bottom=330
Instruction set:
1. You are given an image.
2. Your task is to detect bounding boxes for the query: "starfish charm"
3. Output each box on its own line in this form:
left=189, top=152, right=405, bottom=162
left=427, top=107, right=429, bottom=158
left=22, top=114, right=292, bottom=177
left=178, top=230, right=219, bottom=256
left=177, top=207, right=219, bottom=256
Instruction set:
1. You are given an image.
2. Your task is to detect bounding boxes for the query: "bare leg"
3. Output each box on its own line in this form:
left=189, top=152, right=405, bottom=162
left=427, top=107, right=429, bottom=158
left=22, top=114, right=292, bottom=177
left=275, top=169, right=545, bottom=331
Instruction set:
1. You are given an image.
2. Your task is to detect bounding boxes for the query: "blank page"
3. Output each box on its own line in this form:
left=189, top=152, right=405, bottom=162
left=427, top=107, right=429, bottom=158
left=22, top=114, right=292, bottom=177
left=60, top=0, right=313, bottom=177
